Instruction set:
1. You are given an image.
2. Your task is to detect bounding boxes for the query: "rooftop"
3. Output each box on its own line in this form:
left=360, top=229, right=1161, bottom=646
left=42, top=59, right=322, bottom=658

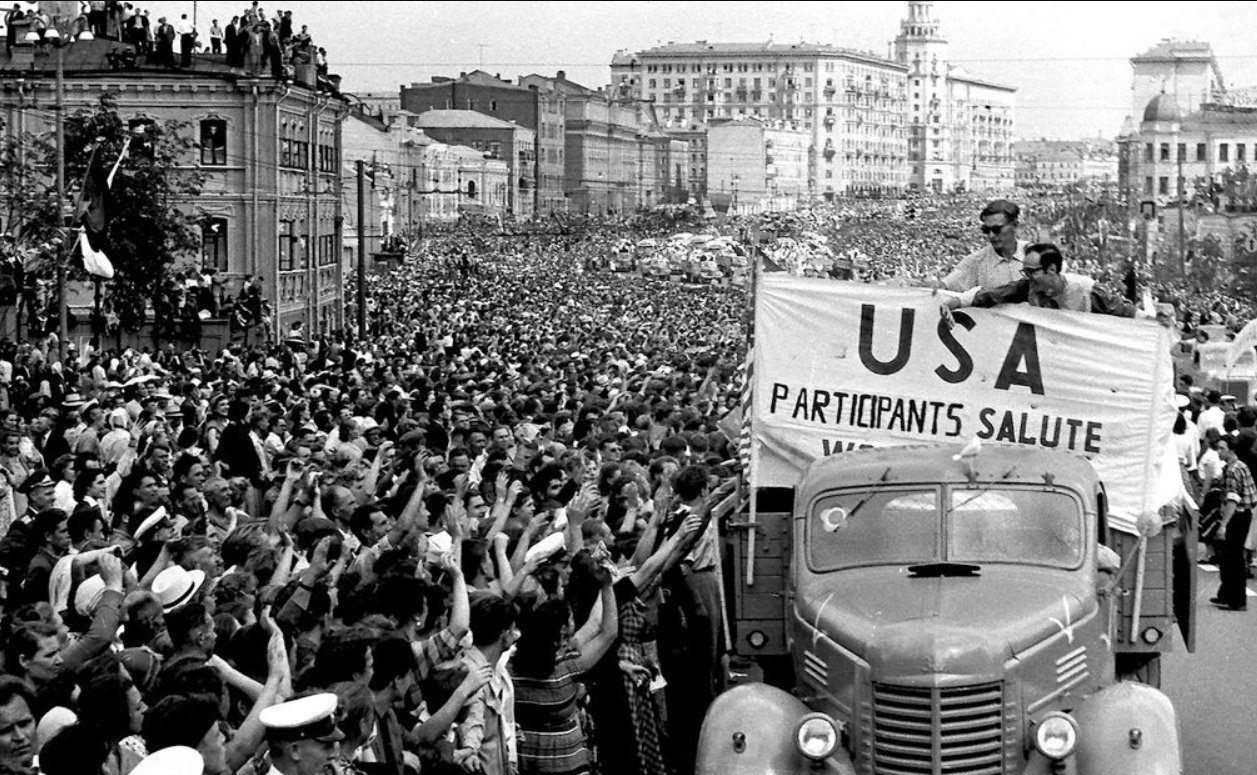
left=410, top=109, right=522, bottom=130
left=0, top=37, right=339, bottom=94
left=1132, top=38, right=1216, bottom=62
left=612, top=41, right=905, bottom=70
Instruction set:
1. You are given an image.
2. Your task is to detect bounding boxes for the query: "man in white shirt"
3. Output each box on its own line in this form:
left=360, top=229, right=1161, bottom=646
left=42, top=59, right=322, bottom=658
left=174, top=13, right=194, bottom=67
left=937, top=199, right=1028, bottom=292
left=1198, top=389, right=1227, bottom=441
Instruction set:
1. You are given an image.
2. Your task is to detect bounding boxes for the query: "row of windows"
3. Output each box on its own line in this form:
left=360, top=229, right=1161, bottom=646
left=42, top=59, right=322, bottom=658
left=196, top=118, right=337, bottom=171
left=643, top=61, right=816, bottom=74
left=1144, top=141, right=1249, bottom=164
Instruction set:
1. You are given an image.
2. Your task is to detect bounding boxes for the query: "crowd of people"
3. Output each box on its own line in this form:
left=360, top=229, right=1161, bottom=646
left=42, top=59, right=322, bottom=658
left=0, top=220, right=749, bottom=775
left=2, top=2, right=328, bottom=81
left=0, top=190, right=1250, bottom=774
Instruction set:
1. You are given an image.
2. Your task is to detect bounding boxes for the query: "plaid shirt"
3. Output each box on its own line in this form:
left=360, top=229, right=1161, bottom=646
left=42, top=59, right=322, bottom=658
left=1223, top=459, right=1257, bottom=512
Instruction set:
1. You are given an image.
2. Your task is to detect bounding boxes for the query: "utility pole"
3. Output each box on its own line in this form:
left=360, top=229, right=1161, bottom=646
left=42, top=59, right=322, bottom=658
left=55, top=44, right=67, bottom=364
left=1177, top=143, right=1186, bottom=275
left=356, top=159, right=366, bottom=340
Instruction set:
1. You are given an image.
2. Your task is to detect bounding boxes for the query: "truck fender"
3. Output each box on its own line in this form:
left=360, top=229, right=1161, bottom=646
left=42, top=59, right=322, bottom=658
left=1069, top=681, right=1183, bottom=775
left=696, top=684, right=856, bottom=775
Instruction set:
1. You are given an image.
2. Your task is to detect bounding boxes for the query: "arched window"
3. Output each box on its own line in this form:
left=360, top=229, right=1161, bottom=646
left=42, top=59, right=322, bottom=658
left=466, top=180, right=477, bottom=198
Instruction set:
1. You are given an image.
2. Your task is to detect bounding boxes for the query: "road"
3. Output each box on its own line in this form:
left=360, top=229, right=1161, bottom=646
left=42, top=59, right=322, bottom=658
left=1162, top=561, right=1257, bottom=774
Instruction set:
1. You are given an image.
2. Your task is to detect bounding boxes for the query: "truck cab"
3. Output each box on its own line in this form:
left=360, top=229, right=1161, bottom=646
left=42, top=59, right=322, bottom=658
left=699, top=443, right=1185, bottom=775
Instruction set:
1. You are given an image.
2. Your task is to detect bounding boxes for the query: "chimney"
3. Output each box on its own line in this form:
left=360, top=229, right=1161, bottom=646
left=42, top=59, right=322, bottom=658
left=557, top=70, right=566, bottom=80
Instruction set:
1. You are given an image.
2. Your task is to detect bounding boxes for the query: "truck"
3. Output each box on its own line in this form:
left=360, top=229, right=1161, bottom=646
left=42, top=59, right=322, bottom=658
left=698, top=277, right=1192, bottom=775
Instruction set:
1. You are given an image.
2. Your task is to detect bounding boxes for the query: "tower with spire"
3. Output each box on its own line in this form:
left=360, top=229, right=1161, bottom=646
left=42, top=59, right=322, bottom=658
left=893, top=1, right=948, bottom=70
left=888, top=1, right=1016, bottom=192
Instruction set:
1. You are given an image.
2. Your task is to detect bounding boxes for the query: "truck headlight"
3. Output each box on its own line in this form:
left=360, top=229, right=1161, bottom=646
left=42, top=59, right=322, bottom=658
left=796, top=713, right=839, bottom=761
left=1034, top=712, right=1079, bottom=760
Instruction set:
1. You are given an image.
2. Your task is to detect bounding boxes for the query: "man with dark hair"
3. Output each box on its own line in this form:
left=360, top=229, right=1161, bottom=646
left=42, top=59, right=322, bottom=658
left=366, top=635, right=418, bottom=772
left=942, top=242, right=1134, bottom=317
left=1211, top=435, right=1256, bottom=611
left=0, top=676, right=36, bottom=775
left=937, top=199, right=1028, bottom=292
left=20, top=508, right=70, bottom=604
left=160, top=601, right=217, bottom=686
left=458, top=594, right=518, bottom=775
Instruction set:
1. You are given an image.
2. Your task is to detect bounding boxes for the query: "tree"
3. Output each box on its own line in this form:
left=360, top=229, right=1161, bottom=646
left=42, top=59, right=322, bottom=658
left=4, top=94, right=204, bottom=338
left=58, top=93, right=204, bottom=334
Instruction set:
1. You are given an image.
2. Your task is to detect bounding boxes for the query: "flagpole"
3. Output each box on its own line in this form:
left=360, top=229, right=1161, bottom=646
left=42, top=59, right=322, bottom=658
left=55, top=44, right=68, bottom=365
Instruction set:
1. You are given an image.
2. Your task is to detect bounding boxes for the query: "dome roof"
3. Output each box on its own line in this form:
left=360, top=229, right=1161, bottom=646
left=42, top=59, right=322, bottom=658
left=1143, top=93, right=1182, bottom=123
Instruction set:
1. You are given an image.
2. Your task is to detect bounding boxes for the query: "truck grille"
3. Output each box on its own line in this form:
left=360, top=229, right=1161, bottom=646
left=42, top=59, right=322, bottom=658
left=870, top=682, right=1005, bottom=775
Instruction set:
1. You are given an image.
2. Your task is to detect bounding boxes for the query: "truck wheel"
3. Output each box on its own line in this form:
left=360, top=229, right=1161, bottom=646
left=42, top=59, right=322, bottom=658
left=1116, top=652, right=1162, bottom=689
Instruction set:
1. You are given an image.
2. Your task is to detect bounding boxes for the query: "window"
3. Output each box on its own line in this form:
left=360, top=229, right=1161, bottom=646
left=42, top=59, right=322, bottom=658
left=128, top=118, right=156, bottom=157
left=1158, top=176, right=1169, bottom=195
left=1143, top=176, right=1153, bottom=194
left=1197, top=143, right=1206, bottom=162
left=1177, top=143, right=1186, bottom=161
left=1220, top=143, right=1229, bottom=162
left=1144, top=143, right=1153, bottom=162
left=1240, top=143, right=1247, bottom=162
left=199, top=119, right=227, bottom=166
left=279, top=220, right=296, bottom=271
left=201, top=218, right=228, bottom=271
left=1159, top=143, right=1170, bottom=161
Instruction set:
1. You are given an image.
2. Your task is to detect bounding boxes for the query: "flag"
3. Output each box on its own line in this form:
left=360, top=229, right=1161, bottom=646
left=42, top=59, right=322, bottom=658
left=106, top=135, right=131, bottom=189
left=1227, top=318, right=1257, bottom=370
left=76, top=144, right=107, bottom=238
left=77, top=227, right=114, bottom=279
left=74, top=139, right=127, bottom=278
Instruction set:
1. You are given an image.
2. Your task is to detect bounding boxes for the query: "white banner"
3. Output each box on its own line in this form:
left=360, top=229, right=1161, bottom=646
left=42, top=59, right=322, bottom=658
left=751, top=275, right=1178, bottom=533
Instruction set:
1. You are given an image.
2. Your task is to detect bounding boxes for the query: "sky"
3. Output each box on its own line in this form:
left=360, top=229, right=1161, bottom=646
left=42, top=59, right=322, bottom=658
left=133, top=1, right=1257, bottom=141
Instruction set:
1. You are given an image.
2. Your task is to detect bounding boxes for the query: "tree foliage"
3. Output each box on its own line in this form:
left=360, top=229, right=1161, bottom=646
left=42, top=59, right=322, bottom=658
left=2, top=93, right=204, bottom=332
left=61, top=93, right=204, bottom=330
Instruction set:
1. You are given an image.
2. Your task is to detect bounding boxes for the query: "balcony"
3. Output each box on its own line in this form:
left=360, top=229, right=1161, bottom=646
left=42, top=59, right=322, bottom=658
left=824, top=84, right=836, bottom=97
left=766, top=154, right=775, bottom=166
left=823, top=115, right=835, bottom=128
left=823, top=145, right=837, bottom=160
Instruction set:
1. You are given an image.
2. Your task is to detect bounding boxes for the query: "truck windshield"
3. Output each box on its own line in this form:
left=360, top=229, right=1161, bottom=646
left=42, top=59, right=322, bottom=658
left=947, top=488, right=1083, bottom=569
left=809, top=489, right=939, bottom=570
left=808, top=487, right=1084, bottom=571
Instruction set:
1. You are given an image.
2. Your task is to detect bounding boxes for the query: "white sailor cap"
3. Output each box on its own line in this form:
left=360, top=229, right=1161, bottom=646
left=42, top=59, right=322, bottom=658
left=1175, top=394, right=1191, bottom=409
left=259, top=693, right=344, bottom=742
left=131, top=746, right=204, bottom=775
left=1222, top=394, right=1237, bottom=403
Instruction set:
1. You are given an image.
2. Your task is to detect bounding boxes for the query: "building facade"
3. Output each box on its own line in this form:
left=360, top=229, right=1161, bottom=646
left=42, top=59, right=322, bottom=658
left=0, top=38, right=347, bottom=336
left=408, top=110, right=535, bottom=218
left=400, top=71, right=565, bottom=214
left=706, top=119, right=809, bottom=212
left=610, top=40, right=909, bottom=199
left=342, top=109, right=510, bottom=260
left=518, top=72, right=687, bottom=214
left=1130, top=40, right=1223, bottom=121
left=892, top=1, right=1016, bottom=192
left=1123, top=92, right=1257, bottom=202
left=1014, top=140, right=1119, bottom=189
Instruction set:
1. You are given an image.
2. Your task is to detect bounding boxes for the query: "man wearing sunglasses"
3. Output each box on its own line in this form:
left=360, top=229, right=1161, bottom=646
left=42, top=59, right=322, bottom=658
left=940, top=243, right=1134, bottom=317
left=936, top=199, right=1029, bottom=292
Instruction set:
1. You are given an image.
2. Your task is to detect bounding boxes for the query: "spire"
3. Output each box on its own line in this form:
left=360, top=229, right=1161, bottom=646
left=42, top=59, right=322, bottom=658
left=900, top=1, right=942, bottom=40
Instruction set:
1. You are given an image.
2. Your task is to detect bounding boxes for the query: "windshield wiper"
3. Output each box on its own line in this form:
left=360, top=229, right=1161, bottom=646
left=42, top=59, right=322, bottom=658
left=843, top=466, right=893, bottom=522
left=945, top=465, right=1020, bottom=515
left=907, top=562, right=982, bottom=577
